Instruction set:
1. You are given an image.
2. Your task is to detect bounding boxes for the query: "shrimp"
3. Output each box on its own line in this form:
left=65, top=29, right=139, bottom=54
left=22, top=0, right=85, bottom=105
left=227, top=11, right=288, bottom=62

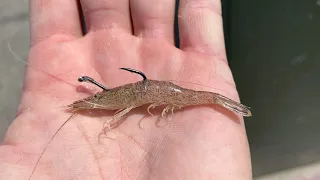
left=68, top=68, right=252, bottom=133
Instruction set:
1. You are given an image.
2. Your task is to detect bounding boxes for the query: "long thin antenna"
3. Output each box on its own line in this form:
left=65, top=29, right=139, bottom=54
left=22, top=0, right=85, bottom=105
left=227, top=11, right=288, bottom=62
left=120, top=68, right=147, bottom=81
left=29, top=113, right=77, bottom=179
left=78, top=76, right=109, bottom=91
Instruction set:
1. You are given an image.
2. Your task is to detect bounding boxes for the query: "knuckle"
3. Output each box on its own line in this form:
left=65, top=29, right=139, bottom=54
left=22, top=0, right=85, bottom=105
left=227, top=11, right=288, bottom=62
left=181, top=0, right=222, bottom=17
left=82, top=2, right=129, bottom=32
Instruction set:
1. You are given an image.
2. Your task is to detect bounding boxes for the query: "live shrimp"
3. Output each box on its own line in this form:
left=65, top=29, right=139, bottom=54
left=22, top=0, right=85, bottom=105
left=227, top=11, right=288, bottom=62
left=68, top=67, right=252, bottom=134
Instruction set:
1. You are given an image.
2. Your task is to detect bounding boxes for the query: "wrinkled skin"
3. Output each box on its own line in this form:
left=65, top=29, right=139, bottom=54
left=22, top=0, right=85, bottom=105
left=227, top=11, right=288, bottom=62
left=0, top=0, right=252, bottom=179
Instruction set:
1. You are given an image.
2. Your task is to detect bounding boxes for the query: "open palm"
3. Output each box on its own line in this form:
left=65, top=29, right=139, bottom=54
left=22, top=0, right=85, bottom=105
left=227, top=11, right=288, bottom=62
left=0, top=0, right=251, bottom=179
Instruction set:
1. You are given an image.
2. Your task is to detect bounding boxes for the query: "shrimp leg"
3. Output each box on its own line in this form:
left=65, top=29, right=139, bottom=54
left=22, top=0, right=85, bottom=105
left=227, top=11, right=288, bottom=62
left=98, top=106, right=135, bottom=141
left=153, top=104, right=183, bottom=127
left=103, top=106, right=135, bottom=130
left=161, top=106, right=170, bottom=117
left=147, top=103, right=163, bottom=116
left=161, top=104, right=183, bottom=117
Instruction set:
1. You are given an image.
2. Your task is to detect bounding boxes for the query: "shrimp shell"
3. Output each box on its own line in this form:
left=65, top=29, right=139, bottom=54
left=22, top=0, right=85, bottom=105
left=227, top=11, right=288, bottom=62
left=68, top=73, right=252, bottom=130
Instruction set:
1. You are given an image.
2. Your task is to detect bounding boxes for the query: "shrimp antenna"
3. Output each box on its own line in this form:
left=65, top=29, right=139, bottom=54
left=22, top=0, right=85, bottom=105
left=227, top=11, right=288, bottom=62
left=120, top=68, right=147, bottom=81
left=78, top=76, right=109, bottom=91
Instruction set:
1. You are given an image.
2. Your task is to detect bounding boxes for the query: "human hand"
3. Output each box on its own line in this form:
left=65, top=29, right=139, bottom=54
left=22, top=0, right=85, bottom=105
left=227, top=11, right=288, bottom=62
left=0, top=0, right=252, bottom=179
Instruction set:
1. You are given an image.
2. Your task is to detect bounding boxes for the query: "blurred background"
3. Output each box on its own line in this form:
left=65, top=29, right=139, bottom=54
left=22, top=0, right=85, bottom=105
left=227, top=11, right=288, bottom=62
left=0, top=0, right=319, bottom=179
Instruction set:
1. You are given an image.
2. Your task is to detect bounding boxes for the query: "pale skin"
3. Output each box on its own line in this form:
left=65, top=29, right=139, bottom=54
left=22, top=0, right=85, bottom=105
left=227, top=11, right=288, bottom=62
left=0, top=0, right=252, bottom=179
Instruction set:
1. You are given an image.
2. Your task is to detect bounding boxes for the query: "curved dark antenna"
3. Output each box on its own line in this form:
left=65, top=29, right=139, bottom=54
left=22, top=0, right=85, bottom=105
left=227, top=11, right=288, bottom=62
left=78, top=76, right=109, bottom=91
left=120, top=68, right=147, bottom=81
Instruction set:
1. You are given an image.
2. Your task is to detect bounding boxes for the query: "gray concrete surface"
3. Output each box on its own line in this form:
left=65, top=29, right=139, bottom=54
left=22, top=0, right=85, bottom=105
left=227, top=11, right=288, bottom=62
left=0, top=0, right=29, bottom=140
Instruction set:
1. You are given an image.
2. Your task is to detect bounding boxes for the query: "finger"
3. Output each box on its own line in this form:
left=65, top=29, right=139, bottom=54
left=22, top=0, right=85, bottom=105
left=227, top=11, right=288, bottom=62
left=178, top=0, right=225, bottom=55
left=30, top=0, right=82, bottom=46
left=80, top=0, right=131, bottom=33
left=130, top=0, right=176, bottom=43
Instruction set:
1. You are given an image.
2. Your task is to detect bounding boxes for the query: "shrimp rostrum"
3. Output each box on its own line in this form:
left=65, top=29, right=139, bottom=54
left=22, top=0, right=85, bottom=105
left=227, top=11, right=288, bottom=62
left=68, top=68, right=252, bottom=130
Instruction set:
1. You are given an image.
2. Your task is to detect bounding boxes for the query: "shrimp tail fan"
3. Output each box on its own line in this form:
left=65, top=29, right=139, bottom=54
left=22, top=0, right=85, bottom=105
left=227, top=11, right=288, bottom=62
left=215, top=94, right=252, bottom=117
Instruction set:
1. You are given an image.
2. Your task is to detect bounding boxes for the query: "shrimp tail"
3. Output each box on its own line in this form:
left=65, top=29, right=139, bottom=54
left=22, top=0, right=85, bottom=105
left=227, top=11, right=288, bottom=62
left=214, top=94, right=252, bottom=117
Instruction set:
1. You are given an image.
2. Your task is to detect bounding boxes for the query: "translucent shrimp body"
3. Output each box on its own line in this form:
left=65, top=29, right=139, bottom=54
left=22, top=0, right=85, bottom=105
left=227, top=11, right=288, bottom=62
left=68, top=68, right=252, bottom=129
